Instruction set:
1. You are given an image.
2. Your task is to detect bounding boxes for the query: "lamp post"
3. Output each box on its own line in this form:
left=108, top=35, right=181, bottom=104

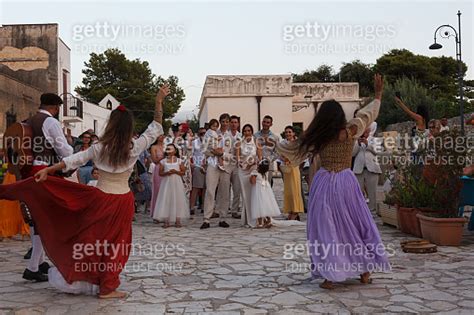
left=429, top=10, right=464, bottom=134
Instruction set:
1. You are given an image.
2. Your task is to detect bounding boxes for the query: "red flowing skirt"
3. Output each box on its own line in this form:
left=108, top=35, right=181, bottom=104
left=0, top=176, right=134, bottom=295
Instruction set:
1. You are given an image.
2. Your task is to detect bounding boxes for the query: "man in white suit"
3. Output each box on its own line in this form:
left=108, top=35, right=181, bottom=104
left=352, top=127, right=382, bottom=212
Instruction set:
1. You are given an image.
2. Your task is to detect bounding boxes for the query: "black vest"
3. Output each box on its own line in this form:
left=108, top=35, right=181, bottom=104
left=27, top=112, right=60, bottom=166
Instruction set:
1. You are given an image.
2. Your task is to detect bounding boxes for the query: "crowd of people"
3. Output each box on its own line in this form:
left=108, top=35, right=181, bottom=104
left=134, top=113, right=308, bottom=229
left=5, top=73, right=453, bottom=297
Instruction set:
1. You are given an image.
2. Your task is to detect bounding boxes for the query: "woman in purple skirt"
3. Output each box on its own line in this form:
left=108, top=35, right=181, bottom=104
left=278, top=74, right=391, bottom=289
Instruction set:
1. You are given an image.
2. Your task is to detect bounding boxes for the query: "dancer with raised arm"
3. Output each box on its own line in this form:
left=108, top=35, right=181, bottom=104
left=0, top=85, right=169, bottom=298
left=277, top=74, right=390, bottom=289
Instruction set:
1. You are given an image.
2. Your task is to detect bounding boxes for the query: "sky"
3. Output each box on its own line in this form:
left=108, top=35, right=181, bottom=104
left=1, top=0, right=472, bottom=121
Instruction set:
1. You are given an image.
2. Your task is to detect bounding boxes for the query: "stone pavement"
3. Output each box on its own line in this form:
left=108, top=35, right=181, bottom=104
left=1, top=178, right=474, bottom=314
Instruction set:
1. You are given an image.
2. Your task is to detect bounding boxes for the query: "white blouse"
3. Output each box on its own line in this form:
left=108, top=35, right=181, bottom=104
left=63, top=120, right=164, bottom=173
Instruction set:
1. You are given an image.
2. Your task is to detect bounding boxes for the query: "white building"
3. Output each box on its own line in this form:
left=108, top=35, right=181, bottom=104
left=64, top=94, right=120, bottom=137
left=198, top=75, right=360, bottom=134
left=51, top=35, right=119, bottom=138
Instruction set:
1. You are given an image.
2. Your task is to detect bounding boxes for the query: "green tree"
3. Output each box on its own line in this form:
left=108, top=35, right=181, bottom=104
left=292, top=64, right=336, bottom=82
left=75, top=48, right=185, bottom=132
left=187, top=114, right=200, bottom=133
left=374, top=49, right=473, bottom=120
left=378, top=77, right=434, bottom=129
left=338, top=60, right=374, bottom=97
left=374, top=49, right=467, bottom=101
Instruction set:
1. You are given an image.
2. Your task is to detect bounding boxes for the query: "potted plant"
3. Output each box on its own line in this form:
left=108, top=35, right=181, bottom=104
left=392, top=175, right=423, bottom=237
left=415, top=128, right=469, bottom=246
left=382, top=159, right=424, bottom=237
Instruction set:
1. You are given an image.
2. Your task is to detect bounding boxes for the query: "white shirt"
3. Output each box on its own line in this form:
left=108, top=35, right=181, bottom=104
left=34, top=109, right=74, bottom=165
left=254, top=129, right=281, bottom=169
left=218, top=129, right=233, bottom=164
left=192, top=138, right=205, bottom=167
left=204, top=129, right=220, bottom=167
left=87, top=180, right=98, bottom=187
left=63, top=121, right=163, bottom=173
left=229, top=130, right=242, bottom=155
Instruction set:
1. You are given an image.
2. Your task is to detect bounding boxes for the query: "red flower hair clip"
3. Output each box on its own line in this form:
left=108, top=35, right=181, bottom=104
left=117, top=105, right=126, bottom=112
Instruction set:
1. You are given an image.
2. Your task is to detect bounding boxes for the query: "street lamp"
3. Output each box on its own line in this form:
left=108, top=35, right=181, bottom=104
left=429, top=10, right=464, bottom=134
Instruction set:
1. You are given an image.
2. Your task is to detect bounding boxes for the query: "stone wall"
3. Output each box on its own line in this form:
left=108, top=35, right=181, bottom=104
left=0, top=24, right=59, bottom=93
left=0, top=74, right=43, bottom=139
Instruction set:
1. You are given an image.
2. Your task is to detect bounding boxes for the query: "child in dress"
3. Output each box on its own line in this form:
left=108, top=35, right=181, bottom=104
left=250, top=159, right=281, bottom=228
left=204, top=119, right=226, bottom=172
left=152, top=144, right=190, bottom=228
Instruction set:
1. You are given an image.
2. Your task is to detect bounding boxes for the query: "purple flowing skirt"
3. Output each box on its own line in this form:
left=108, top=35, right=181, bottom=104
left=307, top=168, right=391, bottom=282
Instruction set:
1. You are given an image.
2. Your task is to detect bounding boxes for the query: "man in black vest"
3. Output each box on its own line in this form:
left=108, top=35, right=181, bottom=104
left=21, top=93, right=73, bottom=282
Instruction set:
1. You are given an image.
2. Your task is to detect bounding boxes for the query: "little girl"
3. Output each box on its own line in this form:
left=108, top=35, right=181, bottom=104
left=204, top=119, right=226, bottom=172
left=250, top=159, right=281, bottom=228
left=152, top=144, right=190, bottom=228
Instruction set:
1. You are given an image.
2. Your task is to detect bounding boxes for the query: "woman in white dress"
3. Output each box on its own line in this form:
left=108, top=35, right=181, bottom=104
left=25, top=85, right=170, bottom=299
left=153, top=144, right=190, bottom=228
left=250, top=159, right=281, bottom=228
left=236, top=124, right=262, bottom=227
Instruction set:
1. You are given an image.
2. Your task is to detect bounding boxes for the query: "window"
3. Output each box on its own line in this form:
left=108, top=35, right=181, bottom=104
left=106, top=100, right=112, bottom=110
left=93, top=120, right=98, bottom=134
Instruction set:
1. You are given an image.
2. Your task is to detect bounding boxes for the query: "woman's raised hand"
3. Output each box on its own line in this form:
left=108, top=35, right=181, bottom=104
left=157, top=84, right=170, bottom=103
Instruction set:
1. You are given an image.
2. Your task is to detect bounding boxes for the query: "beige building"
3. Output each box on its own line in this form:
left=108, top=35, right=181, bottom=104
left=198, top=75, right=360, bottom=134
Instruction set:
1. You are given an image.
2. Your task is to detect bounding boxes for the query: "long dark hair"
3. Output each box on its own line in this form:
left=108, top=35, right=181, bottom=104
left=99, top=107, right=134, bottom=169
left=242, top=124, right=254, bottom=134
left=416, top=105, right=430, bottom=129
left=257, top=159, right=269, bottom=176
left=298, top=99, right=347, bottom=156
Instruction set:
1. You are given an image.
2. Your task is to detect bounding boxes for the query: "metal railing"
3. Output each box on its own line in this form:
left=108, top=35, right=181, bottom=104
left=61, top=93, right=83, bottom=119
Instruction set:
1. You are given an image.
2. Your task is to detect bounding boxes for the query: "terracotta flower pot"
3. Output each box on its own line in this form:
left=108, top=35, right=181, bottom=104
left=416, top=207, right=438, bottom=215
left=417, top=213, right=467, bottom=246
left=397, top=206, right=422, bottom=237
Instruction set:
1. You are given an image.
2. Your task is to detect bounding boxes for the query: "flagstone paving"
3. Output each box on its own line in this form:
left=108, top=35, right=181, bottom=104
left=1, top=178, right=474, bottom=314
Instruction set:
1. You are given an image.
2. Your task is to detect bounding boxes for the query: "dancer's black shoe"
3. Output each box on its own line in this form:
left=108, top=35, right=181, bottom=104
left=23, top=269, right=48, bottom=282
left=200, top=222, right=210, bottom=229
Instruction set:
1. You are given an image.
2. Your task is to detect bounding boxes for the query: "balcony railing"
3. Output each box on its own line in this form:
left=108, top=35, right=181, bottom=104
left=61, top=93, right=83, bottom=122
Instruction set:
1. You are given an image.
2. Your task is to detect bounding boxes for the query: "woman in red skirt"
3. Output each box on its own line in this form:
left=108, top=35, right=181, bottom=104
left=0, top=85, right=170, bottom=299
